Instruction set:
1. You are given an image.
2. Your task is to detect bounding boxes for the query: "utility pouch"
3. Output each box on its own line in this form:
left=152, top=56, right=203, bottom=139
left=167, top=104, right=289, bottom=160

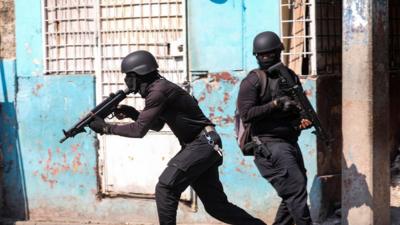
left=253, top=136, right=271, bottom=158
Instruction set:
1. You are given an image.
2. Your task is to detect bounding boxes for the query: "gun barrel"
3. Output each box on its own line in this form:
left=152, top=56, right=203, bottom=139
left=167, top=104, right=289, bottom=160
left=59, top=89, right=132, bottom=144
left=59, top=136, right=68, bottom=143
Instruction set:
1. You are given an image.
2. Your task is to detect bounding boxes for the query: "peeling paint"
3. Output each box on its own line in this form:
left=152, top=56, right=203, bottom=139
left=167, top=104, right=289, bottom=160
left=223, top=92, right=230, bottom=103
left=343, top=0, right=370, bottom=49
left=197, top=93, right=206, bottom=102
left=210, top=72, right=238, bottom=85
left=71, top=144, right=80, bottom=153
left=32, top=83, right=43, bottom=96
left=72, top=153, right=82, bottom=172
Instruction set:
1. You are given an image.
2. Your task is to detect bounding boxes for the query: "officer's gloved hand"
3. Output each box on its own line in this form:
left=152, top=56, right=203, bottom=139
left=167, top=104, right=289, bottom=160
left=89, top=116, right=112, bottom=135
left=282, top=100, right=301, bottom=113
left=114, top=104, right=139, bottom=120
left=274, top=96, right=300, bottom=112
left=207, top=131, right=223, bottom=149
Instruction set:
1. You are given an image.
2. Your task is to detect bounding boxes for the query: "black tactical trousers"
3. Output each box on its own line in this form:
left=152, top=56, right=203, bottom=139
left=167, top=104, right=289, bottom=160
left=155, top=132, right=266, bottom=225
left=254, top=140, right=312, bottom=225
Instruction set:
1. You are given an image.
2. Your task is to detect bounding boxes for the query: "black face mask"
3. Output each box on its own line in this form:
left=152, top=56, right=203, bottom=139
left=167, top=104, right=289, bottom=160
left=256, top=51, right=281, bottom=70
left=124, top=72, right=160, bottom=97
left=124, top=73, right=140, bottom=94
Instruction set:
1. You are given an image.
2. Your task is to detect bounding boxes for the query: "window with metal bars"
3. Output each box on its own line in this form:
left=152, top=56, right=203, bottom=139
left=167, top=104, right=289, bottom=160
left=315, top=0, right=341, bottom=75
left=43, top=0, right=96, bottom=75
left=280, top=0, right=342, bottom=76
left=280, top=0, right=315, bottom=76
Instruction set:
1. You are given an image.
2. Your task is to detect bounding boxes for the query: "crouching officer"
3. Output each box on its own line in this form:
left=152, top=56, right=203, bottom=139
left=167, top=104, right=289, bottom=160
left=237, top=31, right=313, bottom=225
left=88, top=50, right=266, bottom=225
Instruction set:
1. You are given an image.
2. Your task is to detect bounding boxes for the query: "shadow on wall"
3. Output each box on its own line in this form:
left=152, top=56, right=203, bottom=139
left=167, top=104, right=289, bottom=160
left=342, top=156, right=373, bottom=225
left=0, top=60, right=29, bottom=219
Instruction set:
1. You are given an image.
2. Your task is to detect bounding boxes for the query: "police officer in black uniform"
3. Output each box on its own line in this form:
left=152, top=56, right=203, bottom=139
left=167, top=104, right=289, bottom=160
left=88, top=50, right=266, bottom=225
left=237, top=31, right=313, bottom=225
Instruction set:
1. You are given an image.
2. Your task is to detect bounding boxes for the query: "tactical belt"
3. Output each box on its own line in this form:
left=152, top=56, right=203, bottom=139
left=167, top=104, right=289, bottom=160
left=183, top=125, right=216, bottom=146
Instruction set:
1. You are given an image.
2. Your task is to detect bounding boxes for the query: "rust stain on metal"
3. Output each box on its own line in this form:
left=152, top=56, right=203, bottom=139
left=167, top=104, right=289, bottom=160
left=32, top=83, right=44, bottom=96
left=239, top=159, right=253, bottom=169
left=40, top=174, right=57, bottom=188
left=46, top=148, right=52, bottom=170
left=223, top=92, right=230, bottom=103
left=206, top=83, right=213, bottom=93
left=235, top=167, right=244, bottom=173
left=39, top=147, right=84, bottom=187
left=71, top=143, right=80, bottom=152
left=304, top=89, right=313, bottom=97
left=222, top=116, right=234, bottom=124
left=197, top=93, right=206, bottom=102
left=209, top=112, right=215, bottom=119
left=210, top=72, right=238, bottom=85
left=209, top=116, right=234, bottom=126
left=72, top=153, right=82, bottom=172
left=62, top=153, right=70, bottom=171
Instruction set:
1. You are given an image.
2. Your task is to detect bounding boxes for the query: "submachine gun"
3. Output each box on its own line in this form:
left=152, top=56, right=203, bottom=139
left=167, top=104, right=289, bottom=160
left=59, top=88, right=132, bottom=143
left=267, top=62, right=332, bottom=150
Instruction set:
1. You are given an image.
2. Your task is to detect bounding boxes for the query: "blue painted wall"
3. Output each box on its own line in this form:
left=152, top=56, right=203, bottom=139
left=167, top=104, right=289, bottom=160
left=2, top=0, right=317, bottom=223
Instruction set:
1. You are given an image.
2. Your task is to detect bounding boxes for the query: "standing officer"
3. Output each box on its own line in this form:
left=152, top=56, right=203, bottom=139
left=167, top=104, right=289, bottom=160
left=237, top=31, right=313, bottom=225
left=88, top=50, right=266, bottom=225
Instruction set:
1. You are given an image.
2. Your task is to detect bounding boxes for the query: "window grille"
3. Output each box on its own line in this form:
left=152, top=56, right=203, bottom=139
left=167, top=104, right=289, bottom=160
left=390, top=0, right=400, bottom=72
left=280, top=0, right=316, bottom=75
left=98, top=0, right=185, bottom=110
left=43, top=0, right=96, bottom=75
left=280, top=0, right=342, bottom=76
left=315, top=0, right=342, bottom=75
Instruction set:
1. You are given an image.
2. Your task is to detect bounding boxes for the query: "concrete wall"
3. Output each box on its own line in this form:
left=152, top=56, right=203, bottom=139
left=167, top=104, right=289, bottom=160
left=1, top=0, right=318, bottom=223
left=0, top=0, right=15, bottom=58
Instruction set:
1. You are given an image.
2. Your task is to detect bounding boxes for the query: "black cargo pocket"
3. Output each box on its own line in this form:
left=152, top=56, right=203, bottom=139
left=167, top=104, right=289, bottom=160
left=168, top=143, right=216, bottom=171
left=158, top=166, right=184, bottom=187
left=256, top=165, right=288, bottom=197
left=255, top=160, right=287, bottom=182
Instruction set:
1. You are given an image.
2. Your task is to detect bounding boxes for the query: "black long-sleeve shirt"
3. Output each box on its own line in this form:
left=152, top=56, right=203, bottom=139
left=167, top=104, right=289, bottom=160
left=237, top=68, right=302, bottom=142
left=110, top=78, right=213, bottom=144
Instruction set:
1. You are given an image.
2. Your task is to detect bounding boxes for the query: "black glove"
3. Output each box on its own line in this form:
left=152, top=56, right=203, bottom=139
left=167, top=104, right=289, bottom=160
left=274, top=96, right=300, bottom=112
left=114, top=104, right=139, bottom=120
left=89, top=116, right=112, bottom=135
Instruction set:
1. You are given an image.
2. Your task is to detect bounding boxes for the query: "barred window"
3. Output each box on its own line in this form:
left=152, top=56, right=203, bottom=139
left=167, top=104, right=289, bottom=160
left=43, top=0, right=96, bottom=75
left=280, top=0, right=342, bottom=76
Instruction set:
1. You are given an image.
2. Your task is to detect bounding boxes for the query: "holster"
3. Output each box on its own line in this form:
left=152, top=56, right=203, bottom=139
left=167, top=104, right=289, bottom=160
left=252, top=136, right=272, bottom=158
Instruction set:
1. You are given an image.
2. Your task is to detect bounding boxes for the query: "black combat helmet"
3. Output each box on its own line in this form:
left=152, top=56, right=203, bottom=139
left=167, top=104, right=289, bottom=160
left=121, top=50, right=159, bottom=75
left=253, top=31, right=284, bottom=55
